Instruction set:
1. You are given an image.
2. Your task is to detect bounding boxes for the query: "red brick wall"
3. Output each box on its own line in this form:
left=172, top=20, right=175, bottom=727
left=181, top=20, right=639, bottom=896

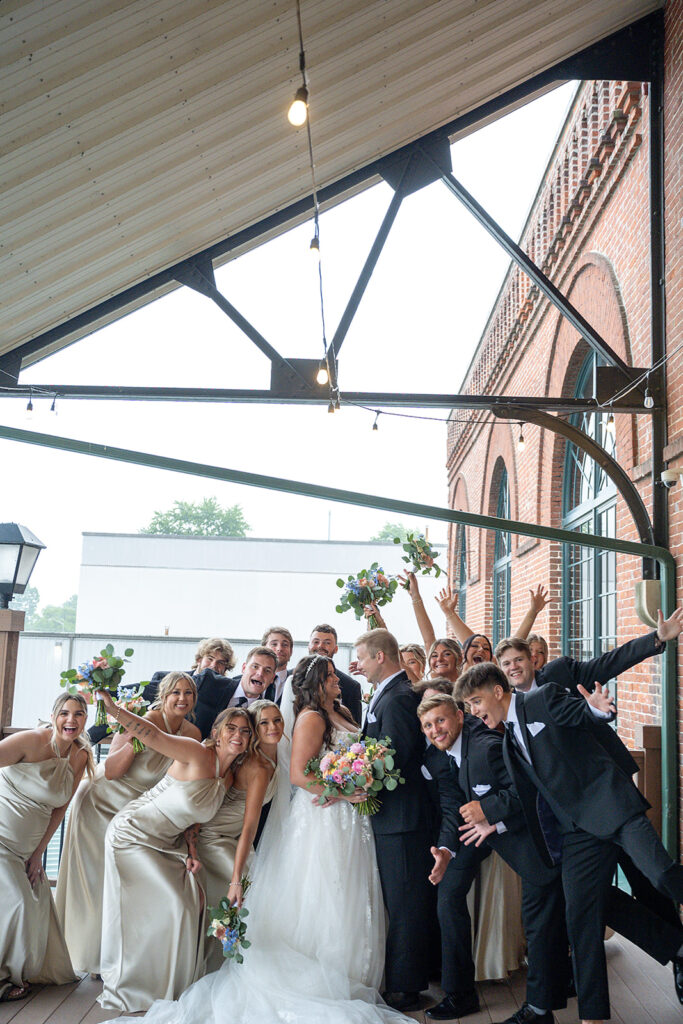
left=448, top=49, right=683, bottom=843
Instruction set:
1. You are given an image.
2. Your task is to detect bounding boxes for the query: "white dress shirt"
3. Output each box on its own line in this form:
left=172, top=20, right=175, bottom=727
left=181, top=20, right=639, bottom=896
left=367, top=669, right=404, bottom=716
left=228, top=684, right=259, bottom=708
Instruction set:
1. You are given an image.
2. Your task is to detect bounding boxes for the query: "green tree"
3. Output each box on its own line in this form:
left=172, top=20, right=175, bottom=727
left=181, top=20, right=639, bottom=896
left=9, top=585, right=40, bottom=625
left=31, top=594, right=78, bottom=632
left=141, top=498, right=250, bottom=537
left=370, top=522, right=410, bottom=543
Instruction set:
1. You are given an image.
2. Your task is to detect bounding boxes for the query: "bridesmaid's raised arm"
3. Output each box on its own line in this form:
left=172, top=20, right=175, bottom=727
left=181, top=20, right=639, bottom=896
left=95, top=690, right=209, bottom=772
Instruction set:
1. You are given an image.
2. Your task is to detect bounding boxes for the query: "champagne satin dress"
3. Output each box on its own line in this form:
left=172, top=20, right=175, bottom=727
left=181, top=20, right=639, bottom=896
left=198, top=755, right=279, bottom=972
left=55, top=715, right=180, bottom=974
left=0, top=755, right=77, bottom=998
left=98, top=757, right=226, bottom=1013
left=468, top=850, right=525, bottom=981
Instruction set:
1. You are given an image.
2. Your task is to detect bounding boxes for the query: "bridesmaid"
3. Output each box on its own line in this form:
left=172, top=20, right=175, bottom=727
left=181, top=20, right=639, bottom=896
left=95, top=686, right=249, bottom=1013
left=193, top=700, right=285, bottom=971
left=0, top=693, right=93, bottom=1002
left=55, top=672, right=200, bottom=975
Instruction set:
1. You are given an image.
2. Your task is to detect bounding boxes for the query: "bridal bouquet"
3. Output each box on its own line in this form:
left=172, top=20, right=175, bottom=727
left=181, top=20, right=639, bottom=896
left=395, top=532, right=442, bottom=586
left=207, top=875, right=251, bottom=964
left=60, top=643, right=135, bottom=727
left=106, top=686, right=150, bottom=753
left=335, top=564, right=399, bottom=628
left=305, top=733, right=404, bottom=815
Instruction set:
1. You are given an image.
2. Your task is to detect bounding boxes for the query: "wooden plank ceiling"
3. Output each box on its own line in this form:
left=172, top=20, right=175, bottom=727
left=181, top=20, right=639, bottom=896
left=0, top=0, right=662, bottom=366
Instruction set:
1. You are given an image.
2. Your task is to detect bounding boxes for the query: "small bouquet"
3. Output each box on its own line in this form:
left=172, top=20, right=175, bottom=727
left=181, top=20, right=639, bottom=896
left=335, top=564, right=398, bottom=628
left=395, top=532, right=442, bottom=586
left=106, top=686, right=150, bottom=753
left=207, top=875, right=251, bottom=963
left=60, top=643, right=134, bottom=727
left=304, top=733, right=404, bottom=815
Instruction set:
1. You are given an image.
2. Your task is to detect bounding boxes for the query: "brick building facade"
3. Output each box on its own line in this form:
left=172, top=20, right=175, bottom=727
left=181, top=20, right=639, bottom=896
left=447, top=1, right=683, bottom=845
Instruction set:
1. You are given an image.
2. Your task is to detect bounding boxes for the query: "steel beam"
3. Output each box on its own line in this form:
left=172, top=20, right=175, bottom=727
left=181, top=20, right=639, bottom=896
left=0, top=385, right=654, bottom=415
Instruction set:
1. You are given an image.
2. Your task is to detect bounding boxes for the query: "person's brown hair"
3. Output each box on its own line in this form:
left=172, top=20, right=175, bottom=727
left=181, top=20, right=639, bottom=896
left=261, top=626, right=294, bottom=648
left=527, top=633, right=549, bottom=661
left=245, top=645, right=278, bottom=669
left=311, top=623, right=337, bottom=640
left=417, top=692, right=464, bottom=719
left=291, top=655, right=357, bottom=744
left=207, top=707, right=255, bottom=773
left=412, top=677, right=454, bottom=698
left=455, top=662, right=510, bottom=701
left=151, top=671, right=198, bottom=720
left=50, top=692, right=95, bottom=779
left=493, top=636, right=531, bottom=661
left=191, top=638, right=236, bottom=672
left=354, top=628, right=400, bottom=661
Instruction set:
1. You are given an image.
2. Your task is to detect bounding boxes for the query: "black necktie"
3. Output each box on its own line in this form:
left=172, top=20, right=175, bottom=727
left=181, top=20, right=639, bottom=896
left=447, top=753, right=460, bottom=777
left=236, top=696, right=248, bottom=707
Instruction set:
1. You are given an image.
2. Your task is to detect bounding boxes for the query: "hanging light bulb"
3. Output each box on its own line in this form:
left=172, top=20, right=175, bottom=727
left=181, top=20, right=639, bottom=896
left=372, top=412, right=380, bottom=432
left=517, top=427, right=525, bottom=453
left=50, top=395, right=57, bottom=414
left=605, top=411, right=615, bottom=437
left=316, top=358, right=329, bottom=386
left=287, top=86, right=308, bottom=126
left=309, top=235, right=320, bottom=260
left=26, top=392, right=33, bottom=418
left=644, top=386, right=654, bottom=410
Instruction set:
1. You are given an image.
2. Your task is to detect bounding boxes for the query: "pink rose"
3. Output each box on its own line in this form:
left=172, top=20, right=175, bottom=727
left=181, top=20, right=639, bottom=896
left=352, top=759, right=365, bottom=774
left=214, top=924, right=226, bottom=940
left=332, top=770, right=343, bottom=785
left=92, top=657, right=109, bottom=670
left=349, top=742, right=365, bottom=755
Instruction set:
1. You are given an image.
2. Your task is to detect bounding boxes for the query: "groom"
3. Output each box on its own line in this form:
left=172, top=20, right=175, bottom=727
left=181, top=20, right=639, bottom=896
left=356, top=628, right=433, bottom=1012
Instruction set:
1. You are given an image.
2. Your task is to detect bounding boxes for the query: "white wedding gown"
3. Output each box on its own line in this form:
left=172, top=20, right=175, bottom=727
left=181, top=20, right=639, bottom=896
left=108, top=715, right=412, bottom=1024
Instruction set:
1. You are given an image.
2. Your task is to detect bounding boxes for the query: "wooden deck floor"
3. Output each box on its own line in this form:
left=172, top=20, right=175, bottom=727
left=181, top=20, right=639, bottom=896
left=0, top=935, right=680, bottom=1024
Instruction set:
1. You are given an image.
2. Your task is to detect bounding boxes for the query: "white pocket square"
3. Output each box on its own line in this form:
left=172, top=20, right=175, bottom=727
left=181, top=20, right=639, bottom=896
left=527, top=722, right=546, bottom=737
left=421, top=765, right=433, bottom=781
left=472, top=784, right=491, bottom=796
left=366, top=711, right=377, bottom=724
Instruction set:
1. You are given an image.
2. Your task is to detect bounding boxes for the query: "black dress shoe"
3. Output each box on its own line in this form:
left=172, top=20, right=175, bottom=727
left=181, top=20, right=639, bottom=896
left=673, top=958, right=683, bottom=1004
left=494, top=1004, right=553, bottom=1024
left=383, top=991, right=421, bottom=1012
left=426, top=991, right=479, bottom=1020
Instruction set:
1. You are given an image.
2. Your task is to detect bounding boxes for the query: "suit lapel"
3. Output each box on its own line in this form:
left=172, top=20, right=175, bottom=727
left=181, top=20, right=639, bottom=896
left=370, top=671, right=406, bottom=717
left=460, top=718, right=472, bottom=797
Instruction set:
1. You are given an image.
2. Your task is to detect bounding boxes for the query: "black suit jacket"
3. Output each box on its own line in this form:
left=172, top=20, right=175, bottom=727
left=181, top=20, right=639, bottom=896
left=362, top=670, right=431, bottom=836
left=503, top=685, right=649, bottom=847
left=538, top=630, right=662, bottom=694
left=424, top=716, right=559, bottom=886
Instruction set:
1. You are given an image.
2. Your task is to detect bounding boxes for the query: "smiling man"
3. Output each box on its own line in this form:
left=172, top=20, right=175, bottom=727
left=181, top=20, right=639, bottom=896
left=309, top=623, right=362, bottom=723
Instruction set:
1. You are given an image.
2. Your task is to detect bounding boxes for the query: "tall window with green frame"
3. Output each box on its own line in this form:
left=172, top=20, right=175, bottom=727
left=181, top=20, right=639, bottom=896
left=492, top=468, right=511, bottom=646
left=562, top=353, right=617, bottom=660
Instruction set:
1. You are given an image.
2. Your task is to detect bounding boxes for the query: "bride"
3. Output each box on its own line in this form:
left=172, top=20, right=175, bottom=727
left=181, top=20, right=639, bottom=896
left=109, top=654, right=412, bottom=1024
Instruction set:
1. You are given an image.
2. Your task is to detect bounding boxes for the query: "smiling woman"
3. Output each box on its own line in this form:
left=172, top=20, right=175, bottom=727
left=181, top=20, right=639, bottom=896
left=0, top=694, right=92, bottom=1003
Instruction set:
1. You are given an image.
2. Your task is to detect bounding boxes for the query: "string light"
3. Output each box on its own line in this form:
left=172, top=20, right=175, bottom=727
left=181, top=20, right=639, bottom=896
left=372, top=412, right=380, bottom=432
left=517, top=426, right=525, bottom=453
left=316, top=358, right=329, bottom=386
left=25, top=390, right=33, bottom=418
left=50, top=395, right=57, bottom=414
left=605, top=410, right=615, bottom=437
left=644, top=376, right=654, bottom=410
left=287, top=85, right=308, bottom=126
left=309, top=235, right=320, bottom=260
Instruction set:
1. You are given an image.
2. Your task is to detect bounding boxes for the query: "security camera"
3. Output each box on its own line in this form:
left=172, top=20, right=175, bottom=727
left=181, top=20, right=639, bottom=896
left=660, top=469, right=681, bottom=489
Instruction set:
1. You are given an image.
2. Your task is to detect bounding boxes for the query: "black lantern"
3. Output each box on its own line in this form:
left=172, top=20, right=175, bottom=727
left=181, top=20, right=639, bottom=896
left=0, top=523, right=45, bottom=609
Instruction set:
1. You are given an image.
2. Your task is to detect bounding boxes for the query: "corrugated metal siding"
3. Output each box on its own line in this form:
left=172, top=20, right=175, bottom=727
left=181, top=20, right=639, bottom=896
left=0, top=0, right=661, bottom=361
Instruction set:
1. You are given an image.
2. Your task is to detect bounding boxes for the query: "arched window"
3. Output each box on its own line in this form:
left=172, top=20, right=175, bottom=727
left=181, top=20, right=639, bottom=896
left=454, top=525, right=467, bottom=619
left=492, top=468, right=511, bottom=646
left=562, top=353, right=617, bottom=660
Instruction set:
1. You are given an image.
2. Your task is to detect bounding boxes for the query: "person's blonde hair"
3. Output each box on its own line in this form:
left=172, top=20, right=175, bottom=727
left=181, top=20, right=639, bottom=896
left=192, top=638, right=236, bottom=672
left=50, top=692, right=95, bottom=779
left=400, top=642, right=426, bottom=675
left=248, top=699, right=284, bottom=757
left=427, top=637, right=463, bottom=675
left=527, top=633, right=549, bottom=661
left=417, top=692, right=464, bottom=719
left=207, top=707, right=255, bottom=773
left=355, top=627, right=400, bottom=661
left=151, top=672, right=197, bottom=720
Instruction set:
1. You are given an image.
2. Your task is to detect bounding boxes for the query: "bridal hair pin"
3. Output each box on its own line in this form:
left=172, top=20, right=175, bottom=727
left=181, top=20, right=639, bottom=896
left=304, top=654, right=328, bottom=680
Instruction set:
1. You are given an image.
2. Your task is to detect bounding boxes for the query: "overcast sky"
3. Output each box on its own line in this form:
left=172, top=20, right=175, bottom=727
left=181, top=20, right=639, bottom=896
left=3, top=82, right=577, bottom=609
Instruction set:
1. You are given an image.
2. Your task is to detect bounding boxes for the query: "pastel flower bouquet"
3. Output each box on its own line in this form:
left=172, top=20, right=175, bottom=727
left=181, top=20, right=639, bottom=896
left=395, top=532, right=442, bottom=586
left=106, top=686, right=150, bottom=753
left=304, top=733, right=404, bottom=815
left=335, top=564, right=399, bottom=628
left=207, top=875, right=251, bottom=963
left=60, top=643, right=135, bottom=728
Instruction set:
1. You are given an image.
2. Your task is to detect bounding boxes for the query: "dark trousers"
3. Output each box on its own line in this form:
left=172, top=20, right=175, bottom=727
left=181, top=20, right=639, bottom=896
left=521, top=876, right=569, bottom=1011
left=560, top=829, right=617, bottom=1022
left=374, top=830, right=433, bottom=993
left=437, top=847, right=489, bottom=996
left=612, top=813, right=683, bottom=903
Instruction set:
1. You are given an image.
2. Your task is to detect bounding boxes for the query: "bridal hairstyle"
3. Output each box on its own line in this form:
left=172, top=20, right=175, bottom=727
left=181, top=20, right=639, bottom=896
left=208, top=707, right=256, bottom=773
left=50, top=692, right=95, bottom=779
left=291, top=655, right=357, bottom=747
left=191, top=637, right=237, bottom=673
left=150, top=671, right=198, bottom=719
left=249, top=699, right=285, bottom=759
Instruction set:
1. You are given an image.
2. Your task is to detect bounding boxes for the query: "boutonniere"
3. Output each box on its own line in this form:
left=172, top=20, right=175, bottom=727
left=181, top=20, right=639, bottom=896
left=362, top=691, right=373, bottom=705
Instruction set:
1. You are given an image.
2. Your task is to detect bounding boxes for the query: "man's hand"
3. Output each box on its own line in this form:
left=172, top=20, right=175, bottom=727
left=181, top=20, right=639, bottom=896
left=25, top=851, right=44, bottom=888
left=528, top=584, right=550, bottom=615
left=656, top=606, right=683, bottom=643
left=435, top=586, right=458, bottom=616
left=459, top=820, right=496, bottom=847
left=577, top=681, right=616, bottom=715
left=347, top=660, right=364, bottom=677
left=459, top=800, right=485, bottom=825
left=429, top=846, right=452, bottom=885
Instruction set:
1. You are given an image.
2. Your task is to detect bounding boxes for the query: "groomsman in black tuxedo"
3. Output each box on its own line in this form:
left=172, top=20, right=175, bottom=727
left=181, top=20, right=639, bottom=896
left=495, top=605, right=683, bottom=696
left=309, top=623, right=363, bottom=724
left=88, top=636, right=238, bottom=743
left=418, top=694, right=568, bottom=1024
left=458, top=662, right=683, bottom=1024
left=356, top=628, right=433, bottom=1012
left=260, top=626, right=293, bottom=704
